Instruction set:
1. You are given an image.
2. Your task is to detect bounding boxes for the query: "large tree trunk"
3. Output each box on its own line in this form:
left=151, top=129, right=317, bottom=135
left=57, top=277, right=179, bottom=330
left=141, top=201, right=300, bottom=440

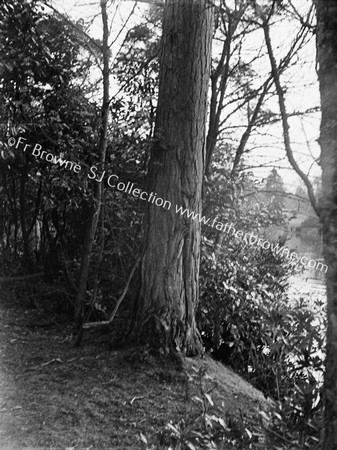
left=314, top=1, right=337, bottom=447
left=131, top=0, right=213, bottom=356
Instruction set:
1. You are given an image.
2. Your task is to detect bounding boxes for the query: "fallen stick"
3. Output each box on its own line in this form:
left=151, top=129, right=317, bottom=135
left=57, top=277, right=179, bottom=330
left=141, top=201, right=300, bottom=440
left=0, top=272, right=43, bottom=282
left=83, top=256, right=140, bottom=329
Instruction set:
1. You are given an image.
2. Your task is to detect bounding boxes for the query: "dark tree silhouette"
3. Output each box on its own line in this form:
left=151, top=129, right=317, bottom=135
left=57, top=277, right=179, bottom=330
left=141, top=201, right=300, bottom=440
left=314, top=0, right=337, bottom=447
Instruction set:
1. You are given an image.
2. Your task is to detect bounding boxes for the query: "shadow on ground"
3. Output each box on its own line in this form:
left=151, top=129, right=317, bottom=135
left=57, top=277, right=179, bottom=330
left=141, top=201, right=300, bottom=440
left=0, top=291, right=273, bottom=449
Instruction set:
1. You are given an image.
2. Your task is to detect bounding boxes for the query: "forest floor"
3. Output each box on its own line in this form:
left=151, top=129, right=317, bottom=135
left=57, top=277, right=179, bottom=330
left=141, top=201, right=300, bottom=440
left=0, top=288, right=274, bottom=449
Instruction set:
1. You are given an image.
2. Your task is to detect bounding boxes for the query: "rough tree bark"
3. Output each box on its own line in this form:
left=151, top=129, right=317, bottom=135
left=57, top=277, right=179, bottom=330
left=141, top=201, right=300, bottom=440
left=314, top=0, right=337, bottom=448
left=131, top=0, right=213, bottom=355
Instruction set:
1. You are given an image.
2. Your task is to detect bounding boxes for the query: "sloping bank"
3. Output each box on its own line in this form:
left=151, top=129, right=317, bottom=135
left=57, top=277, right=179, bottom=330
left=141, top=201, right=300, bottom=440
left=0, top=286, right=275, bottom=449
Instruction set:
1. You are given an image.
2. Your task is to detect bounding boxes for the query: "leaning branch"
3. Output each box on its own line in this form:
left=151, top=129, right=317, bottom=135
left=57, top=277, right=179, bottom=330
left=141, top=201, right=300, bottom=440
left=231, top=78, right=272, bottom=174
left=43, top=3, right=103, bottom=54
left=0, top=273, right=43, bottom=282
left=263, top=20, right=319, bottom=217
left=82, top=256, right=140, bottom=329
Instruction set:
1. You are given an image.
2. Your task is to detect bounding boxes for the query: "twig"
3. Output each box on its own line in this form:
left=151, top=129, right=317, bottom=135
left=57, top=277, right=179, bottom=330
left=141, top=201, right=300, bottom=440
left=74, top=256, right=140, bottom=347
left=83, top=256, right=140, bottom=329
left=0, top=272, right=43, bottom=282
left=30, top=358, right=62, bottom=370
left=130, top=395, right=144, bottom=405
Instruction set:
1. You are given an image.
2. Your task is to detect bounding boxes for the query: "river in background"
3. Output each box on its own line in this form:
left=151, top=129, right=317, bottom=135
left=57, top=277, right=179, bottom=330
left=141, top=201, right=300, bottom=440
left=265, top=223, right=326, bottom=299
left=285, top=233, right=326, bottom=383
left=286, top=233, right=326, bottom=301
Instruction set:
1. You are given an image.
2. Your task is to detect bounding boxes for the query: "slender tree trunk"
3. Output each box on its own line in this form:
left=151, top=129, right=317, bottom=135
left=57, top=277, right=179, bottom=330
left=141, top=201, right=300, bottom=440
left=314, top=1, right=337, bottom=448
left=204, top=4, right=247, bottom=177
left=131, top=0, right=213, bottom=356
left=75, top=0, right=109, bottom=325
left=19, top=168, right=34, bottom=269
left=205, top=36, right=231, bottom=176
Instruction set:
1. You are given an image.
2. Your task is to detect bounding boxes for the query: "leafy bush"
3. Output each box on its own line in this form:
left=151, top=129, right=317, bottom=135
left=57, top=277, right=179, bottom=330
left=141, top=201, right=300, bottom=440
left=159, top=366, right=261, bottom=450
left=198, top=236, right=292, bottom=376
left=198, top=235, right=326, bottom=449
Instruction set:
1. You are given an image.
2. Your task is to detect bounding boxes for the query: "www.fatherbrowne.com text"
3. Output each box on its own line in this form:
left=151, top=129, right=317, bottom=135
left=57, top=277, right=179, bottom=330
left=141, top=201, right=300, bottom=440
left=174, top=205, right=327, bottom=273
left=2, top=136, right=327, bottom=273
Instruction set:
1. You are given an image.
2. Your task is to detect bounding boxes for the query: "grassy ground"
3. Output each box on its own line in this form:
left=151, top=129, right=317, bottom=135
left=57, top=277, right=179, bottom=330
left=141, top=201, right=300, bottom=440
left=0, top=289, right=274, bottom=449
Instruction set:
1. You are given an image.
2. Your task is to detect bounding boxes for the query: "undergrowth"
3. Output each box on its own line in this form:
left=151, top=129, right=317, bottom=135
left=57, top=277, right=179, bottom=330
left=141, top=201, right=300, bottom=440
left=196, top=238, right=325, bottom=449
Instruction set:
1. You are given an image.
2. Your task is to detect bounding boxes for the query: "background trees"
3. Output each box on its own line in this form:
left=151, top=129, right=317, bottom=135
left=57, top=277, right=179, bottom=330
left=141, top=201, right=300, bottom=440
left=0, top=0, right=98, bottom=287
left=75, top=0, right=110, bottom=325
left=0, top=0, right=328, bottom=446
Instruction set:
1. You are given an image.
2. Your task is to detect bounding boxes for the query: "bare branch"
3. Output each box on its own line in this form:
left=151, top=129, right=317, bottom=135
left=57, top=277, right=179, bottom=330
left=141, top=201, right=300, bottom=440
left=82, top=256, right=140, bottom=329
left=263, top=19, right=319, bottom=217
left=231, top=78, right=272, bottom=174
left=43, top=3, right=103, bottom=54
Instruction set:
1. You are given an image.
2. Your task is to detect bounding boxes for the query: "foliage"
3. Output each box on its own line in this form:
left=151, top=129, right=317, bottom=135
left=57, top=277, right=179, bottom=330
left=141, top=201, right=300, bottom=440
left=261, top=293, right=325, bottom=449
left=264, top=168, right=286, bottom=209
left=198, top=234, right=325, bottom=449
left=159, top=366, right=263, bottom=450
left=0, top=1, right=157, bottom=320
left=198, top=148, right=325, bottom=447
left=198, top=235, right=292, bottom=372
left=203, top=147, right=286, bottom=232
left=114, top=6, right=161, bottom=141
left=0, top=0, right=98, bottom=274
left=0, top=1, right=327, bottom=448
